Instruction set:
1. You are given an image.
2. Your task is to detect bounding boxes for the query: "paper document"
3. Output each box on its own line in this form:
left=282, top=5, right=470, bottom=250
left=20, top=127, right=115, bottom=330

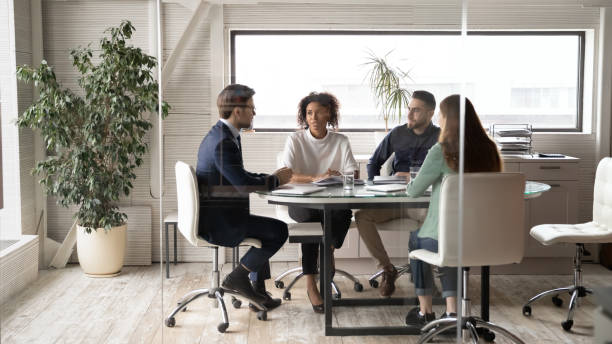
left=373, top=175, right=407, bottom=184
left=271, top=184, right=325, bottom=195
left=364, top=184, right=407, bottom=192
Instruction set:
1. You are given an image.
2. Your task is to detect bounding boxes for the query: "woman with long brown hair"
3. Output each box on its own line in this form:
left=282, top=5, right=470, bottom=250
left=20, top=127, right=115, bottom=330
left=404, top=94, right=502, bottom=327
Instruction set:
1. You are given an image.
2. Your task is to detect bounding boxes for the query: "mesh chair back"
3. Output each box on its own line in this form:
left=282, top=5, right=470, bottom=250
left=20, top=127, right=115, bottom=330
left=593, top=157, right=612, bottom=229
left=175, top=161, right=200, bottom=246
left=438, top=173, right=525, bottom=267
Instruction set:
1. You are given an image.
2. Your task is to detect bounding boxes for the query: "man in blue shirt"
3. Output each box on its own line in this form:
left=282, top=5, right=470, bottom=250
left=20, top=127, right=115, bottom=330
left=355, top=90, right=440, bottom=297
left=196, top=84, right=292, bottom=310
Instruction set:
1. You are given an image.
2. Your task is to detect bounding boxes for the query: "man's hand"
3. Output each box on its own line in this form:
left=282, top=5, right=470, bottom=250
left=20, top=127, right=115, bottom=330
left=394, top=171, right=411, bottom=181
left=313, top=168, right=341, bottom=182
left=273, top=167, right=293, bottom=185
left=326, top=168, right=341, bottom=176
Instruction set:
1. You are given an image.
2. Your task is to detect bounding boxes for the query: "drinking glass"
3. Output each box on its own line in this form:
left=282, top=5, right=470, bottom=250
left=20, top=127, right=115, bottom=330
left=343, top=171, right=355, bottom=190
left=410, top=166, right=421, bottom=181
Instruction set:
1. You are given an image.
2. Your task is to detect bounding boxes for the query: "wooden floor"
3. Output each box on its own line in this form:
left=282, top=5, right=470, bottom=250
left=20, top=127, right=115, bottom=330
left=1, top=261, right=611, bottom=343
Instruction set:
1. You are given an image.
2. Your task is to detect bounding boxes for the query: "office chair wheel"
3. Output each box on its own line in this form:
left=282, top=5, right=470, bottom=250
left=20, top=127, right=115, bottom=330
left=354, top=282, right=364, bottom=292
left=561, top=320, right=573, bottom=331
left=257, top=310, right=267, bottom=321
left=217, top=322, right=229, bottom=333
left=165, top=317, right=176, bottom=327
left=369, top=279, right=379, bottom=288
left=232, top=297, right=242, bottom=309
left=552, top=296, right=563, bottom=307
left=332, top=292, right=341, bottom=300
left=522, top=305, right=531, bottom=316
left=275, top=280, right=284, bottom=289
left=483, top=330, right=495, bottom=342
left=283, top=291, right=291, bottom=300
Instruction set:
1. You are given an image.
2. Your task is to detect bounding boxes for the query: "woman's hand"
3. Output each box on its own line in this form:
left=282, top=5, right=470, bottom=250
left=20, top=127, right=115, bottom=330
left=313, top=168, right=341, bottom=182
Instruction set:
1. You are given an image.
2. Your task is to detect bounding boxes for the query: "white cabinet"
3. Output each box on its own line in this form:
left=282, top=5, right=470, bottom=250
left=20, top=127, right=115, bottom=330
left=517, top=158, right=579, bottom=257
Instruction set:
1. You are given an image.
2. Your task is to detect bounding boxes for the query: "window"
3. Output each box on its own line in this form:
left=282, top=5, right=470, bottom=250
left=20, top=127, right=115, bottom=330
left=231, top=31, right=584, bottom=131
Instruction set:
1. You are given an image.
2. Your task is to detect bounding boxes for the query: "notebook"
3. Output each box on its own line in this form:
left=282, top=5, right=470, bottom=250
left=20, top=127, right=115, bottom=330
left=312, top=176, right=365, bottom=186
left=364, top=184, right=407, bottom=192
left=373, top=175, right=408, bottom=184
left=271, top=184, right=325, bottom=195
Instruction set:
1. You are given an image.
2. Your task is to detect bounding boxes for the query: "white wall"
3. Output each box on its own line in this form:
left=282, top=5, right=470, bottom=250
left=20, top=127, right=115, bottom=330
left=0, top=0, right=23, bottom=242
left=36, top=0, right=611, bottom=263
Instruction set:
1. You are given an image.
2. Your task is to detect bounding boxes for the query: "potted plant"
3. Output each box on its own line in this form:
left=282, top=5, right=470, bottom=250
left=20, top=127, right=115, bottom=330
left=16, top=20, right=169, bottom=277
left=364, top=50, right=412, bottom=132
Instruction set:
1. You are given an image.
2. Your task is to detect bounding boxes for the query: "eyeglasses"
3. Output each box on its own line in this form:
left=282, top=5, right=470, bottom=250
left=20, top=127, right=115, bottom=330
left=242, top=105, right=256, bottom=113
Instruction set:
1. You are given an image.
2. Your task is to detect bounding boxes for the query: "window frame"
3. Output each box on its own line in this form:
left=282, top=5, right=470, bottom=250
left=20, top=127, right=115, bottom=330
left=230, top=30, right=586, bottom=133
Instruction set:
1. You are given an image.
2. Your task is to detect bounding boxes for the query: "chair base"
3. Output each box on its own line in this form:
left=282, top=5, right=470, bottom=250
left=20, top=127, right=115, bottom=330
left=418, top=316, right=525, bottom=344
left=522, top=243, right=592, bottom=331
left=165, top=287, right=268, bottom=333
left=416, top=267, right=525, bottom=344
left=274, top=267, right=363, bottom=300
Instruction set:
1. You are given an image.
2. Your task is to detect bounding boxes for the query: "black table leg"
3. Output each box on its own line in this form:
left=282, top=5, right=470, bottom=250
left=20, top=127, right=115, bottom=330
left=173, top=224, right=178, bottom=265
left=165, top=223, right=170, bottom=278
left=481, top=266, right=490, bottom=321
left=323, top=208, right=333, bottom=335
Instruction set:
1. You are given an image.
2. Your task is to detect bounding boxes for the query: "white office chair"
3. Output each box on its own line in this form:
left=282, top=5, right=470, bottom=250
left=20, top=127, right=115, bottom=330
left=523, top=157, right=612, bottom=331
left=409, top=173, right=526, bottom=344
left=165, top=161, right=268, bottom=333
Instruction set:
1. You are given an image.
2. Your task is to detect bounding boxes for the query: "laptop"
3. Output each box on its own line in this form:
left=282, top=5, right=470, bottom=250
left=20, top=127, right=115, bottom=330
left=271, top=184, right=326, bottom=195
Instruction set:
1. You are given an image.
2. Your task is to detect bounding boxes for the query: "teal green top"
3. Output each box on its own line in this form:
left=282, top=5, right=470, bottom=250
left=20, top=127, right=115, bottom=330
left=406, top=143, right=455, bottom=240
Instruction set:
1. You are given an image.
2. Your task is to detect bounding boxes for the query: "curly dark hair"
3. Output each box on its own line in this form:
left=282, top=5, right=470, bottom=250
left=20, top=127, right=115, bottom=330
left=297, top=92, right=340, bottom=129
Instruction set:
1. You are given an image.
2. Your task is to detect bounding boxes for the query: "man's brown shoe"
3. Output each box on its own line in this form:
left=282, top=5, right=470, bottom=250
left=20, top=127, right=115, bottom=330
left=379, top=265, right=398, bottom=297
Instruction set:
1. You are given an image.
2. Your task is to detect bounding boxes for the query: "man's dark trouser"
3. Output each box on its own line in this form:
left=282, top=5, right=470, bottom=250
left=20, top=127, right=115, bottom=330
left=240, top=214, right=288, bottom=282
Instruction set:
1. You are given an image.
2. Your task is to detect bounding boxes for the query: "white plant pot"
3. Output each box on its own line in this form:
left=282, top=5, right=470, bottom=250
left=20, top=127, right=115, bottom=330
left=76, top=223, right=127, bottom=278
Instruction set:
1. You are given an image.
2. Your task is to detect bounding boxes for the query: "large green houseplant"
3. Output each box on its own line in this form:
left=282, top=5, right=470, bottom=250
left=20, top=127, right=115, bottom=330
left=16, top=20, right=169, bottom=277
left=364, top=50, right=412, bottom=132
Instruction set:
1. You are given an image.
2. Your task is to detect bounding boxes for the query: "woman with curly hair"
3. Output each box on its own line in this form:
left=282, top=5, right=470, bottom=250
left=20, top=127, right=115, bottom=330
left=280, top=91, right=358, bottom=313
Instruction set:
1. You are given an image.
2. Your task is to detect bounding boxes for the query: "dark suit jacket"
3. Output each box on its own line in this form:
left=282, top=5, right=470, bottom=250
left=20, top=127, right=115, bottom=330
left=196, top=120, right=278, bottom=246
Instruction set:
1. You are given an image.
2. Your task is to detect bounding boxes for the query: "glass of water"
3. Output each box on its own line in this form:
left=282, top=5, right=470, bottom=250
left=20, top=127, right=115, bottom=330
left=410, top=166, right=421, bottom=181
left=343, top=171, right=355, bottom=190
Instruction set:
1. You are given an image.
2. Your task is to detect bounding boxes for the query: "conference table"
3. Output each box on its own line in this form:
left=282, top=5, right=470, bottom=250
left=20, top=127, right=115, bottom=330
left=257, top=181, right=550, bottom=336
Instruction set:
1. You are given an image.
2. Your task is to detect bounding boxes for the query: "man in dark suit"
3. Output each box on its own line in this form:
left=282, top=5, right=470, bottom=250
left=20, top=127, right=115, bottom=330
left=196, top=84, right=292, bottom=310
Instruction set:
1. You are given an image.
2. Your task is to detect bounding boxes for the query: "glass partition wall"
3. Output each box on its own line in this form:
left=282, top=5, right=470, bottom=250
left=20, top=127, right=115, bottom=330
left=159, top=0, right=468, bottom=341
left=160, top=1, right=600, bottom=344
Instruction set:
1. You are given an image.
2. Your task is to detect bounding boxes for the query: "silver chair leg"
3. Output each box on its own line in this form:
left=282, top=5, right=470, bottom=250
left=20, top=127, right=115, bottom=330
left=215, top=290, right=229, bottom=327
left=465, top=321, right=479, bottom=344
left=166, top=288, right=210, bottom=321
left=524, top=286, right=574, bottom=306
left=368, top=269, right=384, bottom=281
left=177, top=288, right=209, bottom=305
left=474, top=318, right=526, bottom=344
left=274, top=267, right=303, bottom=283
left=417, top=322, right=457, bottom=344
left=420, top=318, right=456, bottom=333
left=566, top=289, right=579, bottom=322
left=331, top=280, right=341, bottom=298
left=283, top=272, right=305, bottom=295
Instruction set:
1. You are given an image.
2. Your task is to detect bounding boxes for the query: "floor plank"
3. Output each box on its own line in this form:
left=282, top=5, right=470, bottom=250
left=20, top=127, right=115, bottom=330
left=1, top=262, right=611, bottom=343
